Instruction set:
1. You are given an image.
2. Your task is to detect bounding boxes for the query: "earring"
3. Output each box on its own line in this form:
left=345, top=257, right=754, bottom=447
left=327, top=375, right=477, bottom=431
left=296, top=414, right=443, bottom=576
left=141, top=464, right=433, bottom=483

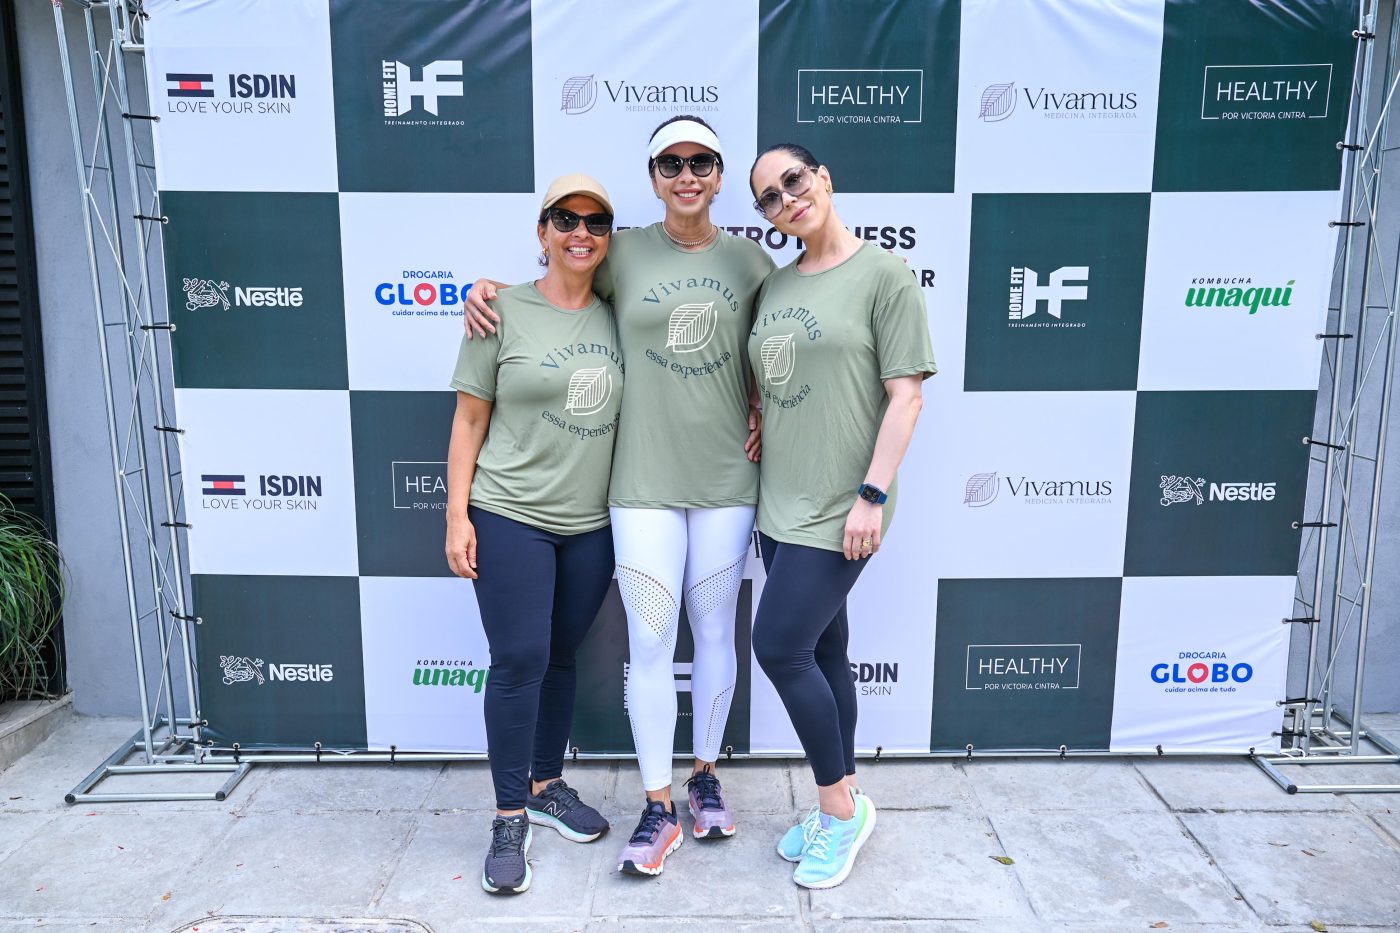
left=826, top=184, right=833, bottom=194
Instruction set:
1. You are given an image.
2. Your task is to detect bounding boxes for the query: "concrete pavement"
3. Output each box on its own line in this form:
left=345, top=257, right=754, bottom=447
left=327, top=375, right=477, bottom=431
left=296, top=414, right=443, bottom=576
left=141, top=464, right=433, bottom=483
left=0, top=713, right=1398, bottom=932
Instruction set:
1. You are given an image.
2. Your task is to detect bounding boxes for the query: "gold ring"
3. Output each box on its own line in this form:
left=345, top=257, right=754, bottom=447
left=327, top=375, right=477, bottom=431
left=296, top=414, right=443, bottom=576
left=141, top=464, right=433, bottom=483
left=861, top=538, right=873, bottom=549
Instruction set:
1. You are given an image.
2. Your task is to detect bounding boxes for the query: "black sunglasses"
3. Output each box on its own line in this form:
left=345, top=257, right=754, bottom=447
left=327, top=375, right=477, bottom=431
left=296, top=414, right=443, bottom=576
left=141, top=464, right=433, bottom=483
left=652, top=153, right=722, bottom=178
left=545, top=207, right=614, bottom=236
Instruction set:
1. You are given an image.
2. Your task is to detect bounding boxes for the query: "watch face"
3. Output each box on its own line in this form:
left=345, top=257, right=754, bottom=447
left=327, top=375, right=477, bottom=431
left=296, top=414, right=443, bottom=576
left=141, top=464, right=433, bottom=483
left=860, top=485, right=881, bottom=503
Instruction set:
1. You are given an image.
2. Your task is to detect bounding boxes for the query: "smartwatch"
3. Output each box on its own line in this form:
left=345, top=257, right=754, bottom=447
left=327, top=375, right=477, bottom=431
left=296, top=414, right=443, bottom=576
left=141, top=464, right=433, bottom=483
left=857, top=483, right=888, bottom=505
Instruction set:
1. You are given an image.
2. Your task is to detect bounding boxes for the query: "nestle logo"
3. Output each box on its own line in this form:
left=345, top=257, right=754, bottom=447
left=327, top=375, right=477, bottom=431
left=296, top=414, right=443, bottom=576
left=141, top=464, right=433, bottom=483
left=797, top=69, right=923, bottom=125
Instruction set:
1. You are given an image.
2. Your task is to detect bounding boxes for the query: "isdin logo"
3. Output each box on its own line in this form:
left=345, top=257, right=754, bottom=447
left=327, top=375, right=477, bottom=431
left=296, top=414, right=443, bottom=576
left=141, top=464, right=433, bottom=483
left=381, top=60, right=463, bottom=117
left=565, top=366, right=613, bottom=416
left=561, top=75, right=597, bottom=115
left=760, top=333, right=796, bottom=385
left=1009, top=266, right=1089, bottom=321
left=666, top=302, right=718, bottom=354
left=979, top=83, right=1016, bottom=122
left=1185, top=278, right=1293, bottom=315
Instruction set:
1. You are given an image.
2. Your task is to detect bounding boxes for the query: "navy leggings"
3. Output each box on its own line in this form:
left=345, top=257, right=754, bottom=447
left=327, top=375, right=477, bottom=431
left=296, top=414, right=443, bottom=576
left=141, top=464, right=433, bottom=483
left=469, top=506, right=614, bottom=810
left=753, top=533, right=868, bottom=788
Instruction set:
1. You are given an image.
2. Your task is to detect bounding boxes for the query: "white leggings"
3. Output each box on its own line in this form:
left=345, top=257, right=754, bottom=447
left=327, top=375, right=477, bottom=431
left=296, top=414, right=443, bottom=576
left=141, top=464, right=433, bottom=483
left=611, top=505, right=754, bottom=791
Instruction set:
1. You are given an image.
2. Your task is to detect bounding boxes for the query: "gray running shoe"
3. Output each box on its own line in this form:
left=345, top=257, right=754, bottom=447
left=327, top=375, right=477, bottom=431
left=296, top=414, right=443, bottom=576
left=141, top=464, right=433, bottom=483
left=685, top=766, right=736, bottom=838
left=527, top=778, right=609, bottom=842
left=482, top=815, right=532, bottom=894
left=616, top=800, right=683, bottom=876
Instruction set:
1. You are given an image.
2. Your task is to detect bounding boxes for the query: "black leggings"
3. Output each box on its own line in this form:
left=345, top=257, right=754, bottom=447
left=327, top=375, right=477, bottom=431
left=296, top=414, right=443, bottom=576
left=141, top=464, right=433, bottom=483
left=470, top=506, right=614, bottom=810
left=752, top=533, right=868, bottom=788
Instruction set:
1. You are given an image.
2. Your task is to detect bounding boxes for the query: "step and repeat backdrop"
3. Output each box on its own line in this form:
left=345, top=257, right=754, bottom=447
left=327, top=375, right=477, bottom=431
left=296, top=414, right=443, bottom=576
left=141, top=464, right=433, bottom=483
left=145, top=0, right=1356, bottom=755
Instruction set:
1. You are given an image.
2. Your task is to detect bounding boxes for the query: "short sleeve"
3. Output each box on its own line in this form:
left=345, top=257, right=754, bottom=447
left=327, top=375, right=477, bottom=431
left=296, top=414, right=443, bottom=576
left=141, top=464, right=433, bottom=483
left=449, top=325, right=501, bottom=400
left=592, top=253, right=616, bottom=304
left=873, top=280, right=937, bottom=381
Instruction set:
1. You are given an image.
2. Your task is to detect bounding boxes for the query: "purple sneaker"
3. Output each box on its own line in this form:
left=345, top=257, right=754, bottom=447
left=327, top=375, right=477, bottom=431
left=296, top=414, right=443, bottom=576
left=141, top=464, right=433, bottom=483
left=685, top=766, right=735, bottom=839
left=616, top=800, right=683, bottom=876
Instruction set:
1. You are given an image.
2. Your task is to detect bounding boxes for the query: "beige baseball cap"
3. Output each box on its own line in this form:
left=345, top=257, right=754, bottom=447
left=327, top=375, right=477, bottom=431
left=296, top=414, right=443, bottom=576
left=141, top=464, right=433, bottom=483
left=540, top=173, right=614, bottom=215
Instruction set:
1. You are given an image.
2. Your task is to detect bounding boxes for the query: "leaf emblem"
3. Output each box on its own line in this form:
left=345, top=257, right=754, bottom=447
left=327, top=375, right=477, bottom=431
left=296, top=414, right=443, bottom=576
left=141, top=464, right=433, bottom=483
left=760, top=333, right=796, bottom=386
left=561, top=75, right=596, bottom=115
left=964, top=472, right=999, bottom=506
left=666, top=302, right=718, bottom=353
left=565, top=366, right=612, bottom=416
left=979, top=82, right=1016, bottom=121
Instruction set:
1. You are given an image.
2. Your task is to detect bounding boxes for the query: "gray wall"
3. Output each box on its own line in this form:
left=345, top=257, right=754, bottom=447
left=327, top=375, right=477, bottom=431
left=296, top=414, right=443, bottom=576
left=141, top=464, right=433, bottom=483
left=15, top=0, right=1400, bottom=717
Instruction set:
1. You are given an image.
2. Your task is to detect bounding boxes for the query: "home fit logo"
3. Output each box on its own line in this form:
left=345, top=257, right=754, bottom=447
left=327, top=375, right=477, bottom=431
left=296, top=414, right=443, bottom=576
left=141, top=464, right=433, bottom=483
left=164, top=72, right=296, bottom=115
left=1184, top=277, right=1294, bottom=314
left=561, top=76, right=718, bottom=115
left=851, top=661, right=898, bottom=697
left=965, top=644, right=1081, bottom=691
left=373, top=271, right=469, bottom=319
left=1201, top=64, right=1332, bottom=120
left=183, top=278, right=303, bottom=311
left=392, top=462, right=446, bottom=510
left=199, top=473, right=322, bottom=511
left=219, top=656, right=334, bottom=685
left=1008, top=266, right=1089, bottom=326
left=978, top=82, right=1138, bottom=122
left=380, top=60, right=464, bottom=124
left=797, top=69, right=923, bottom=124
left=622, top=662, right=692, bottom=713
left=1151, top=651, right=1254, bottom=694
left=412, top=660, right=488, bottom=692
left=666, top=303, right=718, bottom=354
left=1159, top=475, right=1277, bottom=506
left=963, top=471, right=1112, bottom=507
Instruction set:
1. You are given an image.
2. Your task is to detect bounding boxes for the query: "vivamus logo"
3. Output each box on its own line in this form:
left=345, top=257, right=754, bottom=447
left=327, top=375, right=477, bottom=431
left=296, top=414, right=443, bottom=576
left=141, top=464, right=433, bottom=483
left=666, top=302, right=717, bottom=354
left=565, top=366, right=613, bottom=416
left=561, top=75, right=597, bottom=115
left=964, top=472, right=999, bottom=507
left=220, top=656, right=334, bottom=685
left=1159, top=475, right=1276, bottom=506
left=979, top=82, right=1017, bottom=122
left=760, top=333, right=796, bottom=385
left=183, top=278, right=304, bottom=311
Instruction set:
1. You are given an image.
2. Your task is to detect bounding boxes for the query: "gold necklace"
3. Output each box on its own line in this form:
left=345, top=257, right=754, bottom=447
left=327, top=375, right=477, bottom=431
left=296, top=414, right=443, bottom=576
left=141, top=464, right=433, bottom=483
left=662, top=221, right=718, bottom=249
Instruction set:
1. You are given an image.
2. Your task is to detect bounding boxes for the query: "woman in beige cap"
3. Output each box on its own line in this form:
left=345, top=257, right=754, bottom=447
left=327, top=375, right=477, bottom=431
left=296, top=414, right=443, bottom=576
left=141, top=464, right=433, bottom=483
left=445, top=173, right=623, bottom=895
left=463, top=116, right=774, bottom=878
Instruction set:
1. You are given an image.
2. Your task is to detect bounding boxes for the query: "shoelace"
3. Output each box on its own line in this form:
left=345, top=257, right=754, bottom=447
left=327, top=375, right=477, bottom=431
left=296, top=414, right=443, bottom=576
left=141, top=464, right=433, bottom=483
left=540, top=780, right=581, bottom=808
left=685, top=769, right=724, bottom=810
left=629, top=804, right=668, bottom=844
left=805, top=822, right=835, bottom=861
left=490, top=818, right=528, bottom=857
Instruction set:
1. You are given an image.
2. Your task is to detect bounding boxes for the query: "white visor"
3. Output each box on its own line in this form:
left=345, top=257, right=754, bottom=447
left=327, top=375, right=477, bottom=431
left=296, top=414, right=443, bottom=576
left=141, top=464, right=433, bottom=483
left=647, top=119, right=724, bottom=162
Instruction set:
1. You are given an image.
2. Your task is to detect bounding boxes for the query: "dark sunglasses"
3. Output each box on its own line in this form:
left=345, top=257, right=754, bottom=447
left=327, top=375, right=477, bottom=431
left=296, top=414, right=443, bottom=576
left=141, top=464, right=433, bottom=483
left=545, top=207, right=614, bottom=236
left=753, top=164, right=815, bottom=219
left=652, top=153, right=722, bottom=178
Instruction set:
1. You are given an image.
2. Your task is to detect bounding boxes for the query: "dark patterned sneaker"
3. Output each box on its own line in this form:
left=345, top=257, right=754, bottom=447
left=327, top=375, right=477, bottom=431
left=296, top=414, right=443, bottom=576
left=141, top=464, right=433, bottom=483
left=482, top=814, right=531, bottom=895
left=685, top=766, right=736, bottom=838
left=526, top=778, right=610, bottom=842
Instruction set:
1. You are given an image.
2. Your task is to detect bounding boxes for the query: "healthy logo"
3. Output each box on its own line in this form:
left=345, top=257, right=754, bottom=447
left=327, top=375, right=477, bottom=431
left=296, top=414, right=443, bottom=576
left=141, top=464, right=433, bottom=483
left=963, top=472, right=999, bottom=506
left=965, top=644, right=1082, bottom=691
left=565, top=366, right=613, bottom=416
left=561, top=75, right=597, bottom=115
left=1009, top=266, right=1089, bottom=322
left=392, top=461, right=447, bottom=511
left=760, top=333, right=796, bottom=385
left=666, top=302, right=718, bottom=354
left=220, top=655, right=264, bottom=685
left=1201, top=64, right=1332, bottom=120
left=797, top=69, right=924, bottom=124
left=1185, top=278, right=1293, bottom=314
left=381, top=60, right=463, bottom=117
left=978, top=82, right=1016, bottom=121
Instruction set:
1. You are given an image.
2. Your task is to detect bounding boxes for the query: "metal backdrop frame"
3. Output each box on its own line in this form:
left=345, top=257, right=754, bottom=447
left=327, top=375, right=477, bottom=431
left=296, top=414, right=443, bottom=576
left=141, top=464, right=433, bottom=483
left=50, top=0, right=1396, bottom=803
left=1257, top=0, right=1400, bottom=794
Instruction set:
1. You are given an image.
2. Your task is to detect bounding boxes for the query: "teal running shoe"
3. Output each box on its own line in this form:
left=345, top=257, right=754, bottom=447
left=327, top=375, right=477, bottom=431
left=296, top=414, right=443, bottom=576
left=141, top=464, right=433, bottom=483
left=777, top=805, right=820, bottom=862
left=792, top=793, right=877, bottom=889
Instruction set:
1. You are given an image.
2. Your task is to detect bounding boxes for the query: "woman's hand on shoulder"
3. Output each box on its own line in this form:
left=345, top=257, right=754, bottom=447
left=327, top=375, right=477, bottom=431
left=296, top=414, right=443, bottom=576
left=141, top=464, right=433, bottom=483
left=463, top=280, right=502, bottom=338
left=445, top=514, right=479, bottom=579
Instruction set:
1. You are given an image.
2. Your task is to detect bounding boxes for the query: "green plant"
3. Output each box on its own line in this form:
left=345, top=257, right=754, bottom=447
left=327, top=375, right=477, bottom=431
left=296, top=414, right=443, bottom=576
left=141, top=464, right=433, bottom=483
left=0, top=493, right=64, bottom=700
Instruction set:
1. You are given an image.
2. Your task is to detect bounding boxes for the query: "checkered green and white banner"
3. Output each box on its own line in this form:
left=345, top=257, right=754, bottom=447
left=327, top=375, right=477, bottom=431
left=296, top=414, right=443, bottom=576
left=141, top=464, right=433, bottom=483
left=145, top=0, right=1357, bottom=756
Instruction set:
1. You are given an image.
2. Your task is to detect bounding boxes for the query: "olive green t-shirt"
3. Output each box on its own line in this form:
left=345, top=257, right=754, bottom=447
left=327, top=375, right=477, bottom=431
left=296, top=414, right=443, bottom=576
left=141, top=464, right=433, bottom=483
left=594, top=224, right=775, bottom=508
left=748, top=242, right=936, bottom=552
left=450, top=283, right=624, bottom=535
